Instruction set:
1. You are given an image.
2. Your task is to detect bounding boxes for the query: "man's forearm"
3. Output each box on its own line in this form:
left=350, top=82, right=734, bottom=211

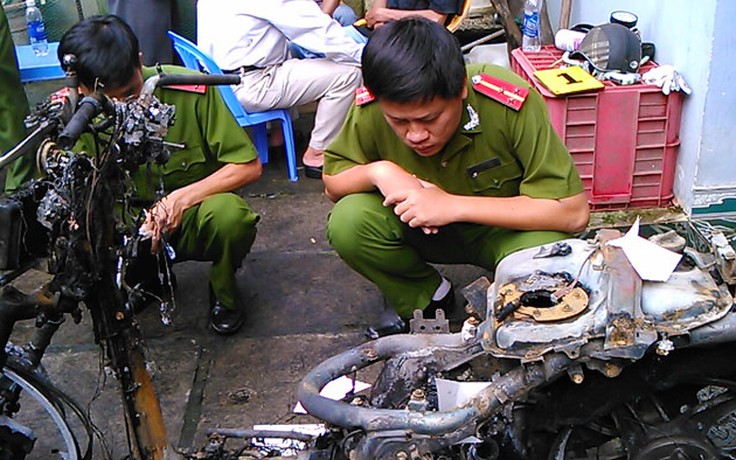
left=383, top=8, right=447, bottom=24
left=168, top=160, right=262, bottom=210
left=321, top=0, right=340, bottom=15
left=452, top=192, right=590, bottom=233
left=323, top=161, right=422, bottom=202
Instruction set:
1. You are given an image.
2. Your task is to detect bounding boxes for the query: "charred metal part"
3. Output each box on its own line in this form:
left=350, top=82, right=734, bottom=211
left=409, top=308, right=449, bottom=334
left=495, top=276, right=589, bottom=323
left=533, top=241, right=572, bottom=259
left=407, top=389, right=428, bottom=412
left=711, top=230, right=736, bottom=284
left=204, top=428, right=316, bottom=442
left=298, top=333, right=477, bottom=434
left=599, top=229, right=656, bottom=359
left=655, top=337, right=674, bottom=356
left=480, top=233, right=733, bottom=362
left=566, top=364, right=584, bottom=384
left=684, top=246, right=716, bottom=270
left=462, top=276, right=490, bottom=321
left=647, top=229, right=687, bottom=253
left=461, top=317, right=480, bottom=342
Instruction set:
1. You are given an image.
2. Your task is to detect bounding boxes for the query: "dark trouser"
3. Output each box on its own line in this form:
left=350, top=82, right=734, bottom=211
left=327, top=193, right=570, bottom=318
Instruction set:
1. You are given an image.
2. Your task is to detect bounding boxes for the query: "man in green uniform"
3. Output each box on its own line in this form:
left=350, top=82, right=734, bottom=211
left=0, top=6, right=30, bottom=162
left=6, top=15, right=261, bottom=335
left=323, top=18, right=590, bottom=338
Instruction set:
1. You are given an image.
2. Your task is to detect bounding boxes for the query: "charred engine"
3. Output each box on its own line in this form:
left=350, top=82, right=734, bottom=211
left=295, top=224, right=736, bottom=460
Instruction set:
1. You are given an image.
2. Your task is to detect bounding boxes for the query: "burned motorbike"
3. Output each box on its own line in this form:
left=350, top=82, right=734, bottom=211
left=287, top=222, right=736, bottom=459
left=0, top=69, right=239, bottom=459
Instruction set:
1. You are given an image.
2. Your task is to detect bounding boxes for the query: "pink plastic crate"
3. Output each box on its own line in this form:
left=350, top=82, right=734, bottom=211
left=511, top=46, right=684, bottom=210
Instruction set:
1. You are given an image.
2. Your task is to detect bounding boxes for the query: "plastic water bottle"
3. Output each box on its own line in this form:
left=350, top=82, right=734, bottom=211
left=25, top=0, right=49, bottom=56
left=521, top=0, right=543, bottom=53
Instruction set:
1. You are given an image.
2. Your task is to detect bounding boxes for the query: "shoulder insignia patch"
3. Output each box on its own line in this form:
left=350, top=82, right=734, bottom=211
left=354, top=86, right=375, bottom=106
left=164, top=84, right=207, bottom=94
left=471, top=74, right=528, bottom=111
left=49, top=87, right=73, bottom=104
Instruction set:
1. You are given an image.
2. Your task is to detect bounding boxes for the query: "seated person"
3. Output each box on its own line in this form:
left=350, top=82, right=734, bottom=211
left=317, top=0, right=359, bottom=26
left=363, top=0, right=463, bottom=29
left=323, top=18, right=590, bottom=338
left=197, top=0, right=364, bottom=179
left=5, top=15, right=262, bottom=336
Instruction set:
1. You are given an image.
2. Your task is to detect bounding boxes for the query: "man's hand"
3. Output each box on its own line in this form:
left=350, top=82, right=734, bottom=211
left=384, top=186, right=456, bottom=234
left=141, top=191, right=187, bottom=253
left=365, top=7, right=391, bottom=28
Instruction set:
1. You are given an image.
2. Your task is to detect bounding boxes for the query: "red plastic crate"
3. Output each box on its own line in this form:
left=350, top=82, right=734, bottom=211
left=511, top=46, right=684, bottom=210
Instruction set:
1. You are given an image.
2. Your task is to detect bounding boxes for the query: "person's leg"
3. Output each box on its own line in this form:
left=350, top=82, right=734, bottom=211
left=1, top=7, right=31, bottom=193
left=107, top=0, right=174, bottom=65
left=175, top=193, right=259, bottom=311
left=327, top=193, right=445, bottom=318
left=328, top=193, right=573, bottom=318
left=333, top=4, right=359, bottom=26
left=234, top=59, right=362, bottom=170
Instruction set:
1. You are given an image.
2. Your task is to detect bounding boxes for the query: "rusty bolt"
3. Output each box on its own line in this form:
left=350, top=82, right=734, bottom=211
left=605, top=363, right=621, bottom=378
left=411, top=388, right=426, bottom=401
left=363, top=348, right=378, bottom=360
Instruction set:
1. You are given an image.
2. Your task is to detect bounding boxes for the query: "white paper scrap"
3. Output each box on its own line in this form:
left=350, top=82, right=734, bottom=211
left=606, top=217, right=682, bottom=282
left=293, top=375, right=371, bottom=414
left=435, top=378, right=492, bottom=412
left=250, top=423, right=326, bottom=454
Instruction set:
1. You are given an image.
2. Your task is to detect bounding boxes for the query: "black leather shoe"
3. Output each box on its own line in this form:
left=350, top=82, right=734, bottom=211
left=208, top=289, right=245, bottom=335
left=304, top=165, right=323, bottom=179
left=424, top=287, right=456, bottom=319
left=365, top=309, right=407, bottom=339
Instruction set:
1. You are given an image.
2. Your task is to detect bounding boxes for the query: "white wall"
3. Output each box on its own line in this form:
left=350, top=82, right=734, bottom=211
left=546, top=0, right=736, bottom=215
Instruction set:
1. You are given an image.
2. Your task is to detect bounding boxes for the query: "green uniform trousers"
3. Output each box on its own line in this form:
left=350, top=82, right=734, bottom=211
left=327, top=193, right=570, bottom=318
left=0, top=7, right=30, bottom=161
left=174, top=192, right=259, bottom=310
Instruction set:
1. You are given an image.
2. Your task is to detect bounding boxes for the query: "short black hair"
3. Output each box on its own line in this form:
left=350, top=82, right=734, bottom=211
left=58, top=14, right=140, bottom=90
left=362, top=17, right=466, bottom=103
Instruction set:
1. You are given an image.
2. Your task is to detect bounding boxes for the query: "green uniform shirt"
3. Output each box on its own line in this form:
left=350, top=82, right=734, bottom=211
left=5, top=65, right=257, bottom=200
left=122, top=66, right=258, bottom=202
left=324, top=63, right=584, bottom=200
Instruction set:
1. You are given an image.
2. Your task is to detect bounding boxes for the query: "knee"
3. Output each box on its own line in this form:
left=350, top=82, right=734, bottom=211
left=198, top=194, right=259, bottom=243
left=336, top=65, right=363, bottom=91
left=327, top=194, right=391, bottom=257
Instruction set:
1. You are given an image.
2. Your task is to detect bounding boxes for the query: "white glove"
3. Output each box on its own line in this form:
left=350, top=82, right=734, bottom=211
left=642, top=64, right=692, bottom=95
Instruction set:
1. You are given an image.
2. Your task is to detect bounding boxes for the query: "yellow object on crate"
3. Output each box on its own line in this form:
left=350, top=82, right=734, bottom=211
left=533, top=66, right=604, bottom=96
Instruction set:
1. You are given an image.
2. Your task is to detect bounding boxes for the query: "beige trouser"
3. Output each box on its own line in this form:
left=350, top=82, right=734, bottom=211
left=233, top=58, right=362, bottom=151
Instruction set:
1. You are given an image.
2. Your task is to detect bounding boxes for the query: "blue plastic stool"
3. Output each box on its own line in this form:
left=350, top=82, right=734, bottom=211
left=167, top=31, right=299, bottom=181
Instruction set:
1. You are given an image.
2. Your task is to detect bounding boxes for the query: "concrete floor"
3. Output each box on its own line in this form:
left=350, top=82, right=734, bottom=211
left=6, top=115, right=487, bottom=459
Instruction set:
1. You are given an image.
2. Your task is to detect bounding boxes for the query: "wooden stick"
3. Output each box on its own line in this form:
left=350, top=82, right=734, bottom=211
left=560, top=0, right=573, bottom=30
left=489, top=0, right=522, bottom=50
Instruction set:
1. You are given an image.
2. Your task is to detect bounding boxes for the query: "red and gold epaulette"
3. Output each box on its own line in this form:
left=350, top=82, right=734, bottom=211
left=471, top=74, right=528, bottom=111
left=354, top=86, right=375, bottom=106
left=49, top=87, right=73, bottom=103
left=163, top=84, right=207, bottom=94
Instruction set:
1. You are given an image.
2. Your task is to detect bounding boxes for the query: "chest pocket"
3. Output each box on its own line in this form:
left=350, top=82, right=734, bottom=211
left=161, top=142, right=215, bottom=189
left=468, top=160, right=523, bottom=196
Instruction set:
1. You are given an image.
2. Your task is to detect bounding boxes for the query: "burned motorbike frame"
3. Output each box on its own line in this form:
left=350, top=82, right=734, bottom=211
left=296, top=224, right=736, bottom=460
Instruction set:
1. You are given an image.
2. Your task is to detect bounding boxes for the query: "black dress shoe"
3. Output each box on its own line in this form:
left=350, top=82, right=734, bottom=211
left=208, top=289, right=245, bottom=335
left=304, top=165, right=323, bottom=179
left=365, top=286, right=456, bottom=339
left=424, top=287, right=456, bottom=319
left=365, top=309, right=407, bottom=339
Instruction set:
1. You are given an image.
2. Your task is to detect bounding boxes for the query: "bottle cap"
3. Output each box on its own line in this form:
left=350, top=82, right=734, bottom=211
left=26, top=0, right=35, bottom=7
